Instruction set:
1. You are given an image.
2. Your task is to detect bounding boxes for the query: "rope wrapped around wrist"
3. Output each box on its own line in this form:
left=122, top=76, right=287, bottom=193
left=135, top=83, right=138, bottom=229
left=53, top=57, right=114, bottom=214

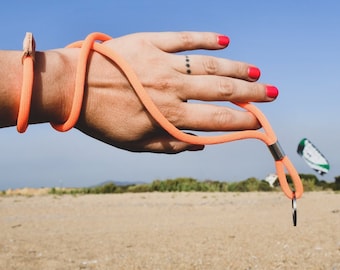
left=17, top=32, right=35, bottom=133
left=19, top=32, right=304, bottom=203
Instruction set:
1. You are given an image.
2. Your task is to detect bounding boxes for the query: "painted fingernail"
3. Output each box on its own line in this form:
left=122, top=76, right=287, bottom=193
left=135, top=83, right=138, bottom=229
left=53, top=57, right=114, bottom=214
left=266, top=85, right=279, bottom=99
left=217, top=35, right=230, bottom=46
left=248, top=66, right=261, bottom=80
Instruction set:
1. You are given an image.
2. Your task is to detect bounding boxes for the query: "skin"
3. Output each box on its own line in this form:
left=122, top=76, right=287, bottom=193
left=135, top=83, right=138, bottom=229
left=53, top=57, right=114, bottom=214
left=0, top=31, right=278, bottom=154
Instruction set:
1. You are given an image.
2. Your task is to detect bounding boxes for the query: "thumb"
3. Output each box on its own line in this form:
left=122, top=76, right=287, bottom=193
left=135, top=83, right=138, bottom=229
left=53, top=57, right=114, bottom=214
left=136, top=135, right=205, bottom=154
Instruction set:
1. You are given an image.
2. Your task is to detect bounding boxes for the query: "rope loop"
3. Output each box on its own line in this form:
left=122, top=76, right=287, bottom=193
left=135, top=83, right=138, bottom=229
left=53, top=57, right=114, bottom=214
left=17, top=32, right=35, bottom=133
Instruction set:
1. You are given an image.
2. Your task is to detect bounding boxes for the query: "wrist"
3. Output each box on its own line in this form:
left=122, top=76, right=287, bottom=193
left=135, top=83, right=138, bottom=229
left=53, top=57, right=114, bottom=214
left=30, top=49, right=79, bottom=125
left=0, top=48, right=79, bottom=128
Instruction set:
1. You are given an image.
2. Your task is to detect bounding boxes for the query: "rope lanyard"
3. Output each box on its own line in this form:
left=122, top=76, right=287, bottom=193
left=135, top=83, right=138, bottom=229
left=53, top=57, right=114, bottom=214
left=19, top=32, right=303, bottom=224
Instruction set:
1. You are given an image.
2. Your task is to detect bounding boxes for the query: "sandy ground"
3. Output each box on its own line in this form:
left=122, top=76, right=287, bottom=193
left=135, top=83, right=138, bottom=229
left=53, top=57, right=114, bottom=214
left=0, top=191, right=339, bottom=270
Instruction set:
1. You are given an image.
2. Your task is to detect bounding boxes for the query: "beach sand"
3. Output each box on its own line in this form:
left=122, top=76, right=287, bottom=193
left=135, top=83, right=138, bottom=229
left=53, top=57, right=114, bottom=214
left=0, top=191, right=339, bottom=269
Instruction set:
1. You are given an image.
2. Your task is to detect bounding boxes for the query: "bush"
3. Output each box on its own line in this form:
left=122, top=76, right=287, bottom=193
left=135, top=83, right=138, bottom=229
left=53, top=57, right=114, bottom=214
left=100, top=182, right=117, bottom=193
left=127, top=184, right=151, bottom=193
left=258, top=180, right=273, bottom=191
left=227, top=178, right=262, bottom=192
left=334, top=176, right=340, bottom=191
left=44, top=174, right=340, bottom=195
left=302, top=179, right=316, bottom=192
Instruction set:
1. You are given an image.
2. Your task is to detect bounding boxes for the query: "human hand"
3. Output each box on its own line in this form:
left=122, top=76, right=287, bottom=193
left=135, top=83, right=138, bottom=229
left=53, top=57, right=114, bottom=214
left=74, top=32, right=278, bottom=153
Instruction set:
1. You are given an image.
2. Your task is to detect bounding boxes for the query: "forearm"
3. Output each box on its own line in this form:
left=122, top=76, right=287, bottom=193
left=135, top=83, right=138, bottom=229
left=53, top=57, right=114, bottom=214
left=0, top=49, right=78, bottom=128
left=0, top=50, right=22, bottom=127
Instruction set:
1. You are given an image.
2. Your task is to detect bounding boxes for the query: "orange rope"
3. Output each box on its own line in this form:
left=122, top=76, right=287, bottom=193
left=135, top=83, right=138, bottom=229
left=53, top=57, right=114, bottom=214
left=20, top=32, right=304, bottom=200
left=17, top=32, right=35, bottom=133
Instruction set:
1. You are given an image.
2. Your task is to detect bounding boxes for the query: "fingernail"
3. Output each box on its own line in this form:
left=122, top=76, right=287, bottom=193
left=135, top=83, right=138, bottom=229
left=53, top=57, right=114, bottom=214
left=266, top=85, right=279, bottom=99
left=217, top=35, right=230, bottom=46
left=248, top=66, right=261, bottom=80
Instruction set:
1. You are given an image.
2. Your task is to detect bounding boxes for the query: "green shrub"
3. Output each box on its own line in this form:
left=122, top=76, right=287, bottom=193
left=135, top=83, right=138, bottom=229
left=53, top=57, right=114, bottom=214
left=334, top=176, right=340, bottom=191
left=302, top=179, right=316, bottom=191
left=258, top=180, right=273, bottom=191
left=43, top=174, right=340, bottom=195
left=127, top=184, right=151, bottom=193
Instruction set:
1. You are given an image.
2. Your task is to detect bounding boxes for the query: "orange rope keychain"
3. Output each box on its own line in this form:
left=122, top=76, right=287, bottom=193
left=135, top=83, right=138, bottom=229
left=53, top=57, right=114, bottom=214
left=18, top=32, right=303, bottom=225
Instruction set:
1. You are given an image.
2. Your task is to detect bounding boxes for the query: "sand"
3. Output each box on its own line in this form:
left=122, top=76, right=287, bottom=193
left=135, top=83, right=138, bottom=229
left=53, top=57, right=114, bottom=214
left=0, top=191, right=339, bottom=269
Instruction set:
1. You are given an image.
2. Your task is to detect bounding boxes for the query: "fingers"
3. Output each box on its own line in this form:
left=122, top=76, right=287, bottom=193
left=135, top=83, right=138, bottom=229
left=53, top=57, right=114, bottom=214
left=174, top=103, right=261, bottom=132
left=173, top=54, right=261, bottom=82
left=121, top=103, right=261, bottom=153
left=179, top=75, right=278, bottom=103
left=144, top=138, right=204, bottom=154
left=142, top=32, right=261, bottom=83
left=146, top=31, right=230, bottom=52
left=169, top=55, right=277, bottom=103
left=124, top=134, right=205, bottom=154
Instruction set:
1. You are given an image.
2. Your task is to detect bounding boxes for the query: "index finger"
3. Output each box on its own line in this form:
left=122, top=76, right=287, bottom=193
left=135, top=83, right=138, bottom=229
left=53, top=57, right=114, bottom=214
left=144, top=31, right=230, bottom=52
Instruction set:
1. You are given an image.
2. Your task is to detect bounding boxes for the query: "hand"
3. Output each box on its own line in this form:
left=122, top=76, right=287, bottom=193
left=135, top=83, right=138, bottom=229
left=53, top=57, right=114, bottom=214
left=73, top=31, right=278, bottom=153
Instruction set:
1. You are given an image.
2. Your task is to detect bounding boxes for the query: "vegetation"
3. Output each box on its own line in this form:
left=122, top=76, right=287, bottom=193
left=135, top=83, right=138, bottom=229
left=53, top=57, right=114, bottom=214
left=47, top=173, right=340, bottom=195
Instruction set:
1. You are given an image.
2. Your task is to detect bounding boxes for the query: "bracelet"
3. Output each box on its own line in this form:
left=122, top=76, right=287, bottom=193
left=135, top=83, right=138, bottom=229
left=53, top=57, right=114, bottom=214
left=17, top=32, right=35, bottom=133
left=51, top=34, right=98, bottom=132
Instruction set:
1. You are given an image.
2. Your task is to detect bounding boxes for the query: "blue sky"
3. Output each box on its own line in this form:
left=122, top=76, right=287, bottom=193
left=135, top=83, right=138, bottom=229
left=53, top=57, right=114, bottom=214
left=0, top=1, right=339, bottom=189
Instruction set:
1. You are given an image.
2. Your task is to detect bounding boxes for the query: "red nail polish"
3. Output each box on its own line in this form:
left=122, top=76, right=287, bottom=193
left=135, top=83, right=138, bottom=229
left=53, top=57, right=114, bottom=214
left=248, top=67, right=261, bottom=80
left=217, top=35, right=230, bottom=46
left=266, top=86, right=279, bottom=99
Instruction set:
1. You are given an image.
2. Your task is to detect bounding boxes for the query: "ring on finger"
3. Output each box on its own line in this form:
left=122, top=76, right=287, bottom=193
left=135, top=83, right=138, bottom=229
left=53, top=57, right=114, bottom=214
left=185, top=55, right=191, bottom=74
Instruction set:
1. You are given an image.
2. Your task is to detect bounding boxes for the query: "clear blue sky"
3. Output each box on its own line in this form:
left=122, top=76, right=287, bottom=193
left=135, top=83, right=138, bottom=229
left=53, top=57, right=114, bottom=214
left=1, top=0, right=339, bottom=189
